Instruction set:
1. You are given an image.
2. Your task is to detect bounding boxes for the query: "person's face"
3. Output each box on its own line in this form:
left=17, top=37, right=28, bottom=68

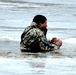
left=39, top=20, right=47, bottom=29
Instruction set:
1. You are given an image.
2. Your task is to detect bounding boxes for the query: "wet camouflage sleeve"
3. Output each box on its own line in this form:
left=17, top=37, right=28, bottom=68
left=37, top=30, right=54, bottom=51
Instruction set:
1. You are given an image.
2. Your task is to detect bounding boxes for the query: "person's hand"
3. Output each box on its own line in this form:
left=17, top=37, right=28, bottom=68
left=49, top=37, right=62, bottom=49
left=56, top=38, right=62, bottom=49
left=50, top=37, right=58, bottom=43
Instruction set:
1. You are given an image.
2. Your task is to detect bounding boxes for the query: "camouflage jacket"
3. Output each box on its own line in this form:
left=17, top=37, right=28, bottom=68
left=20, top=22, right=58, bottom=52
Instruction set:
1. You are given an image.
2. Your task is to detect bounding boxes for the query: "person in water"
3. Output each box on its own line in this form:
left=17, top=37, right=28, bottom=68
left=20, top=15, right=62, bottom=52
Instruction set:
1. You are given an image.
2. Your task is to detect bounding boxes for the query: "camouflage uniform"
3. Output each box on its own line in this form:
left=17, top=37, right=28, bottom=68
left=20, top=22, right=58, bottom=52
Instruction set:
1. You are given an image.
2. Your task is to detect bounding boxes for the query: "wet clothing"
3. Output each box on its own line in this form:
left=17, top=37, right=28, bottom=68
left=20, top=22, right=58, bottom=52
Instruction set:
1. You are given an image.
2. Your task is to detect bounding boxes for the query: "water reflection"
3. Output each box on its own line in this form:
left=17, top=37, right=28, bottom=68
left=27, top=59, right=45, bottom=75
left=20, top=51, right=62, bottom=58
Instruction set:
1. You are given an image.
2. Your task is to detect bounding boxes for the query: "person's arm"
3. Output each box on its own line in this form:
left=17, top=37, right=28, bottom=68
left=38, top=34, right=58, bottom=51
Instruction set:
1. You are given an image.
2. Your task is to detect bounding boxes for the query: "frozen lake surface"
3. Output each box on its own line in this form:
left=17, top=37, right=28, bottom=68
left=0, top=0, right=76, bottom=75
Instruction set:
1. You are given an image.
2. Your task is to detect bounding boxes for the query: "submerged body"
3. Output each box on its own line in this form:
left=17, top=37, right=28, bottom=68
left=20, top=22, right=58, bottom=52
left=20, top=15, right=62, bottom=52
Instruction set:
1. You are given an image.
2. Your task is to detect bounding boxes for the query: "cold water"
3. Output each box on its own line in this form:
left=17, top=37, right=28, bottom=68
left=0, top=0, right=76, bottom=75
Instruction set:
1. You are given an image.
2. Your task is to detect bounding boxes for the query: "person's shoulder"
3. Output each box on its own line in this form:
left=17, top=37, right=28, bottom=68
left=29, top=27, right=43, bottom=37
left=24, top=26, right=31, bottom=30
left=30, top=28, right=41, bottom=33
left=23, top=26, right=31, bottom=32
